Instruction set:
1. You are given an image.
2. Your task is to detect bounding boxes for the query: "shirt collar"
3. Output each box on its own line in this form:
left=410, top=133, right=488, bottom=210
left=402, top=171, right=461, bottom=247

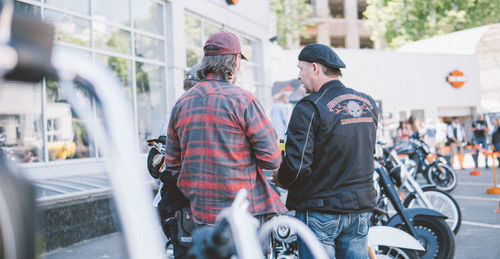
left=319, top=79, right=343, bottom=92
left=205, top=73, right=226, bottom=81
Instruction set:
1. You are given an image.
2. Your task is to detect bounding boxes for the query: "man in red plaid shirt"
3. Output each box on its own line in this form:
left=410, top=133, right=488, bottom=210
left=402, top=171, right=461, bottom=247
left=162, top=31, right=287, bottom=226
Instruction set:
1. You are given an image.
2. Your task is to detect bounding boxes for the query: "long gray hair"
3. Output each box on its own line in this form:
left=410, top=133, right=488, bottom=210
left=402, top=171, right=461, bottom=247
left=196, top=54, right=237, bottom=81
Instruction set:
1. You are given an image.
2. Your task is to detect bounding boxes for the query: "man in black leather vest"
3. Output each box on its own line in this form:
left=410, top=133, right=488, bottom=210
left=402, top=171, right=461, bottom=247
left=272, top=44, right=378, bottom=259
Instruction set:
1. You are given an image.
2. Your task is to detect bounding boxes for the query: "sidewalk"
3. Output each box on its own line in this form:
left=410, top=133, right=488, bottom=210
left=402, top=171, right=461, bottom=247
left=43, top=233, right=173, bottom=259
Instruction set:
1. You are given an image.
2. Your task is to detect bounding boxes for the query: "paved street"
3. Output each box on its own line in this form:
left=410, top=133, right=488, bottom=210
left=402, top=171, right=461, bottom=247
left=43, top=165, right=500, bottom=259
left=448, top=166, right=500, bottom=259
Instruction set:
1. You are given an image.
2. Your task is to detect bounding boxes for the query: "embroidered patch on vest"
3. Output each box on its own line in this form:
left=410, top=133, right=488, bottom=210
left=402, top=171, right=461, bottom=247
left=327, top=94, right=374, bottom=125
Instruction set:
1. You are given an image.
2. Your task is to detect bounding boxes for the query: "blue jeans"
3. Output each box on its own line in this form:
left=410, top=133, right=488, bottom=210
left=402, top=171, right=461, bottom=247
left=473, top=137, right=488, bottom=168
left=296, top=210, right=370, bottom=259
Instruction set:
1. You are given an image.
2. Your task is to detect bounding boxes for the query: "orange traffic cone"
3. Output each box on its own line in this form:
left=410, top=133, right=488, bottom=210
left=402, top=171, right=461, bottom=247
left=487, top=152, right=500, bottom=194
left=470, top=166, right=481, bottom=176
left=495, top=201, right=500, bottom=214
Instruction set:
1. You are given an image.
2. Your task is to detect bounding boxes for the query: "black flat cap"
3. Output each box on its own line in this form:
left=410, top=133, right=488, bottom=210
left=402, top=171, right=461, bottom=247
left=298, top=43, right=346, bottom=68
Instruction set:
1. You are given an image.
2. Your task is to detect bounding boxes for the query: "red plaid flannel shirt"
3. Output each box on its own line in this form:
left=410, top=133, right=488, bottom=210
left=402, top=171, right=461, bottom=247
left=163, top=73, right=287, bottom=225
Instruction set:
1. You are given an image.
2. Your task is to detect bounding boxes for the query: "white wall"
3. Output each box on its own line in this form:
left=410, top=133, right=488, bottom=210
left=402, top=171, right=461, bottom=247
left=270, top=48, right=482, bottom=124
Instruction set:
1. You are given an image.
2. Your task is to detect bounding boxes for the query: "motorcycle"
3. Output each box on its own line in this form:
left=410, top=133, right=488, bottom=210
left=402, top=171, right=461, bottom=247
left=368, top=226, right=425, bottom=259
left=189, top=189, right=329, bottom=259
left=0, top=1, right=452, bottom=258
left=373, top=161, right=456, bottom=259
left=0, top=1, right=167, bottom=256
left=189, top=189, right=425, bottom=259
left=395, top=135, right=457, bottom=192
left=380, top=146, right=462, bottom=235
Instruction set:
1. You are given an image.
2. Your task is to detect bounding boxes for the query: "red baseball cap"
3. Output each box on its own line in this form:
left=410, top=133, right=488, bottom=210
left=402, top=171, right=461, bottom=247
left=203, top=31, right=248, bottom=60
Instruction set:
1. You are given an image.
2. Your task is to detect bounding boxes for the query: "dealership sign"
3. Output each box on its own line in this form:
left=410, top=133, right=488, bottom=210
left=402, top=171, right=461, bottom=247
left=447, top=70, right=466, bottom=88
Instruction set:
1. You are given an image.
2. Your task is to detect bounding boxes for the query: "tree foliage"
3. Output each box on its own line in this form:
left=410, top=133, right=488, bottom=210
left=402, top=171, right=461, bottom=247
left=364, top=0, right=500, bottom=49
left=270, top=0, right=312, bottom=49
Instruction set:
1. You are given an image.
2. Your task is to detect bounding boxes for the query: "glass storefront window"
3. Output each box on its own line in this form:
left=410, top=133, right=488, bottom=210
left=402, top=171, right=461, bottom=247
left=186, top=48, right=202, bottom=68
left=96, top=54, right=133, bottom=98
left=133, top=0, right=164, bottom=35
left=238, top=62, right=257, bottom=93
left=185, top=14, right=220, bottom=68
left=185, top=15, right=202, bottom=48
left=238, top=37, right=259, bottom=94
left=44, top=0, right=90, bottom=15
left=94, top=22, right=132, bottom=55
left=93, top=0, right=131, bottom=27
left=44, top=9, right=91, bottom=47
left=45, top=80, right=97, bottom=161
left=6, top=0, right=170, bottom=163
left=203, top=22, right=220, bottom=42
left=242, top=38, right=256, bottom=62
left=135, top=33, right=164, bottom=61
left=14, top=1, right=41, bottom=18
left=136, top=62, right=164, bottom=153
left=184, top=13, right=261, bottom=95
left=0, top=82, right=44, bottom=163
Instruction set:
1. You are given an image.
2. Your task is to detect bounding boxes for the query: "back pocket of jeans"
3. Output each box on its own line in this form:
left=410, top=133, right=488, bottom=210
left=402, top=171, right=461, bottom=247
left=307, top=212, right=340, bottom=245
left=357, top=212, right=370, bottom=235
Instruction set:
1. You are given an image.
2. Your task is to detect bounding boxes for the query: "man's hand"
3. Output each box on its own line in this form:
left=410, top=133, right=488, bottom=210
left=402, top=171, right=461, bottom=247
left=271, top=170, right=280, bottom=187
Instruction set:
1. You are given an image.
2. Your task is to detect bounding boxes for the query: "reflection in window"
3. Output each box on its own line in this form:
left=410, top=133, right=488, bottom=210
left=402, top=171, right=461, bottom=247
left=360, top=37, right=374, bottom=49
left=44, top=9, right=91, bottom=47
left=238, top=61, right=257, bottom=93
left=133, top=0, right=164, bottom=35
left=14, top=1, right=41, bottom=18
left=8, top=0, right=169, bottom=162
left=186, top=48, right=202, bottom=68
left=135, top=34, right=164, bottom=61
left=185, top=15, right=202, bottom=48
left=203, top=22, right=220, bottom=42
left=330, top=36, right=346, bottom=48
left=185, top=14, right=221, bottom=69
left=45, top=0, right=90, bottom=15
left=93, top=0, right=131, bottom=26
left=94, top=22, right=132, bottom=54
left=96, top=54, right=133, bottom=98
left=242, top=38, right=256, bottom=61
left=357, top=0, right=368, bottom=19
left=329, top=0, right=344, bottom=18
left=238, top=37, right=259, bottom=94
left=136, top=62, right=164, bottom=152
left=54, top=44, right=92, bottom=59
left=46, top=79, right=96, bottom=160
left=0, top=82, right=43, bottom=163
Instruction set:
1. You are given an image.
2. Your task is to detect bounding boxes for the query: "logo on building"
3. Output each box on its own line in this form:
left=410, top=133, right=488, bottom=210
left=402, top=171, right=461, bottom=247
left=447, top=70, right=466, bottom=88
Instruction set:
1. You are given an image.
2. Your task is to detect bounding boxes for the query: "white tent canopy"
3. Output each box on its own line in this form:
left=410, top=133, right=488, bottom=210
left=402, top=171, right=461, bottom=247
left=398, top=24, right=500, bottom=112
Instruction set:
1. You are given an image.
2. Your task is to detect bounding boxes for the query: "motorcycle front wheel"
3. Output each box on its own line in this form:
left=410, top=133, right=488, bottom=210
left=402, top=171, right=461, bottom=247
left=373, top=246, right=420, bottom=259
left=404, top=215, right=455, bottom=259
left=403, top=187, right=462, bottom=235
left=426, top=163, right=457, bottom=192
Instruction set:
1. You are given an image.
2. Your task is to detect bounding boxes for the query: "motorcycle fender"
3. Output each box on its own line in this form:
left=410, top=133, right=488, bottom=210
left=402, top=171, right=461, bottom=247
left=368, top=226, right=425, bottom=251
left=419, top=184, right=436, bottom=190
left=386, top=207, right=447, bottom=227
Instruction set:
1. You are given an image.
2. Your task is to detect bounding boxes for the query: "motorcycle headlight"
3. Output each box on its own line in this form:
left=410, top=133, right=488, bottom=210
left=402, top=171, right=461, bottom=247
left=274, top=224, right=297, bottom=243
left=389, top=165, right=407, bottom=188
left=277, top=225, right=290, bottom=239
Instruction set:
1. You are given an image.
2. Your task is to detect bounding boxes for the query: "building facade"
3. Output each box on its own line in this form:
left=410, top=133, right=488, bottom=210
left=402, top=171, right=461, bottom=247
left=1, top=0, right=273, bottom=180
left=301, top=0, right=373, bottom=49
left=270, top=47, right=482, bottom=143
